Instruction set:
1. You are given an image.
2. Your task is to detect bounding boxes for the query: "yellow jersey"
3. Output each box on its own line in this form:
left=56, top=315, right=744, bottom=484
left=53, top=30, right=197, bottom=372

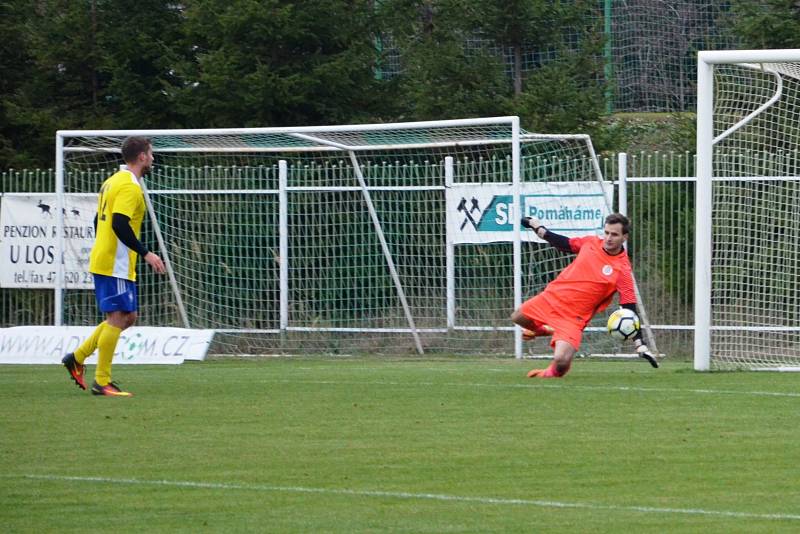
left=89, top=169, right=146, bottom=281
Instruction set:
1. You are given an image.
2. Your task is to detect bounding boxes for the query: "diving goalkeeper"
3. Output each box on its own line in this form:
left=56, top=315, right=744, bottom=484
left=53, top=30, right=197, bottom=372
left=511, top=212, right=658, bottom=378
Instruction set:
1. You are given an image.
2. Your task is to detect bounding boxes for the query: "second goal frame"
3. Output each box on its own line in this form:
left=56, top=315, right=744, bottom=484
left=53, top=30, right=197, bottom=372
left=695, top=49, right=800, bottom=371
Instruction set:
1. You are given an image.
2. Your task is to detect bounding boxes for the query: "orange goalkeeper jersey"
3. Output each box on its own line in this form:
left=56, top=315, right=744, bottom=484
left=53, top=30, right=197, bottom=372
left=538, top=235, right=636, bottom=326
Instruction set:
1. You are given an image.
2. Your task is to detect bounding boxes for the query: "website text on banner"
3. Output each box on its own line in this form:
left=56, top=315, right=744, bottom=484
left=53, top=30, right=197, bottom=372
left=0, top=326, right=214, bottom=364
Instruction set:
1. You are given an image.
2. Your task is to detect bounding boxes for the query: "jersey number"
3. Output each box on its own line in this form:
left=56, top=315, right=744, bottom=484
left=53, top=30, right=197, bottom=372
left=98, top=186, right=108, bottom=221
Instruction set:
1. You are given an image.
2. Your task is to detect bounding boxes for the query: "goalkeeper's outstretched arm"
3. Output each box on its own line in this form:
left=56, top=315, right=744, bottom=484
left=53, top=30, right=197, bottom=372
left=521, top=217, right=572, bottom=253
left=621, top=303, right=659, bottom=368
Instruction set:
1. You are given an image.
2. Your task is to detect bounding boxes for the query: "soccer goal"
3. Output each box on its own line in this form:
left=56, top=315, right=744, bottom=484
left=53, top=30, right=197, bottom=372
left=696, top=49, right=800, bottom=371
left=56, top=117, right=648, bottom=358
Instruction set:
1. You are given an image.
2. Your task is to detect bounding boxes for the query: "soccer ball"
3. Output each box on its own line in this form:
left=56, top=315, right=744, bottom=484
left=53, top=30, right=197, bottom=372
left=607, top=308, right=640, bottom=340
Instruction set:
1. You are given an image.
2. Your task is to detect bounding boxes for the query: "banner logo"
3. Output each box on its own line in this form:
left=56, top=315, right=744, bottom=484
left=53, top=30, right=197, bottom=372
left=446, top=182, right=613, bottom=244
left=456, top=197, right=482, bottom=230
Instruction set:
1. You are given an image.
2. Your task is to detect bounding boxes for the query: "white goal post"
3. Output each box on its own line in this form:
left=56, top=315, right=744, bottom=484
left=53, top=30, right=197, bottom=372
left=55, top=117, right=652, bottom=358
left=696, top=49, right=800, bottom=371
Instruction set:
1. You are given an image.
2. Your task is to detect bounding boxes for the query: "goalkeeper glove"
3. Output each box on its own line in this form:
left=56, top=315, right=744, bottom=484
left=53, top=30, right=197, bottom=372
left=521, top=216, right=545, bottom=234
left=634, top=338, right=659, bottom=368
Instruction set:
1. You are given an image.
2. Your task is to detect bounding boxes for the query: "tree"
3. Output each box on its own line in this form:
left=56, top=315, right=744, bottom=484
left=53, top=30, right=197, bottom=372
left=1, top=1, right=103, bottom=168
left=458, top=0, right=603, bottom=96
left=466, top=0, right=605, bottom=132
left=728, top=0, right=800, bottom=49
left=94, top=0, right=188, bottom=129
left=381, top=0, right=606, bottom=132
left=461, top=0, right=595, bottom=97
left=176, top=0, right=386, bottom=127
left=1, top=0, right=186, bottom=167
left=378, top=0, right=511, bottom=120
left=515, top=58, right=605, bottom=133
left=0, top=1, right=34, bottom=168
left=610, top=0, right=735, bottom=112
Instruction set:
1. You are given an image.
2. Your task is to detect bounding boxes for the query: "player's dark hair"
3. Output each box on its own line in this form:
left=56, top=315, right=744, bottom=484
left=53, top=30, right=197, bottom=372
left=121, top=136, right=152, bottom=164
left=605, top=213, right=630, bottom=235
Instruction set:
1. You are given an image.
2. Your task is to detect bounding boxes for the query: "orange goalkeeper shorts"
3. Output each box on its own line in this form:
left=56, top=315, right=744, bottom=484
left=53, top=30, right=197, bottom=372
left=518, top=293, right=584, bottom=351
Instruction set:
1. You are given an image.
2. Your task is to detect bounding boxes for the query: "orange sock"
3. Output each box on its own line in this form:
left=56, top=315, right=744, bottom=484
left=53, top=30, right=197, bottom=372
left=541, top=361, right=571, bottom=378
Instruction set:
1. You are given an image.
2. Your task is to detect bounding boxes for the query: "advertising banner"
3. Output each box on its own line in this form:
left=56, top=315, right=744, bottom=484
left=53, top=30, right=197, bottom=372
left=0, top=326, right=215, bottom=364
left=446, top=181, right=613, bottom=244
left=0, top=193, right=96, bottom=288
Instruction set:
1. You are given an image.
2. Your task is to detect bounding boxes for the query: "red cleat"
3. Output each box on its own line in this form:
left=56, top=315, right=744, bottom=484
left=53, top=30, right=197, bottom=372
left=91, top=381, right=133, bottom=397
left=521, top=324, right=555, bottom=341
left=62, top=353, right=86, bottom=390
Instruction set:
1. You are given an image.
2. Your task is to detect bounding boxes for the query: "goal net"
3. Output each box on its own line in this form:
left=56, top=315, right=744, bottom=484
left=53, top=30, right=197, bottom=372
left=696, top=50, right=800, bottom=370
left=56, top=117, right=640, bottom=357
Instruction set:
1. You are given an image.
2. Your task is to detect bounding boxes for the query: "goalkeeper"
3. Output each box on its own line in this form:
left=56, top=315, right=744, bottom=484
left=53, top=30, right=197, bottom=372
left=61, top=136, right=166, bottom=397
left=511, top=213, right=658, bottom=378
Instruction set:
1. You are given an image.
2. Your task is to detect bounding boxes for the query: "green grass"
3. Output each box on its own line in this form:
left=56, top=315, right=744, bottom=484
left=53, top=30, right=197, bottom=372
left=2, top=358, right=800, bottom=532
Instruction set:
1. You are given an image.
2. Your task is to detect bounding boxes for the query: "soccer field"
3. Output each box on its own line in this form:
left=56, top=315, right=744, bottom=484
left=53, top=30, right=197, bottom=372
left=2, top=358, right=799, bottom=532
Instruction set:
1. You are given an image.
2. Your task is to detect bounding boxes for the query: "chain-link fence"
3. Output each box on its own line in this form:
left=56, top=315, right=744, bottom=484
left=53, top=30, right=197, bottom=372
left=1, top=152, right=697, bottom=358
left=382, top=1, right=736, bottom=113
left=607, top=0, right=736, bottom=112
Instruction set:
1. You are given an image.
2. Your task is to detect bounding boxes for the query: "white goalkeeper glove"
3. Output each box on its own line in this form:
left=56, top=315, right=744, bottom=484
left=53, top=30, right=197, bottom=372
left=634, top=338, right=659, bottom=368
left=521, top=216, right=545, bottom=236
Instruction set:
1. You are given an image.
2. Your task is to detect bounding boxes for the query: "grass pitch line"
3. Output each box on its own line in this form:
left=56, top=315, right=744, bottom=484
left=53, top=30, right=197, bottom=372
left=8, top=474, right=800, bottom=521
left=263, top=378, right=800, bottom=399
left=539, top=383, right=800, bottom=398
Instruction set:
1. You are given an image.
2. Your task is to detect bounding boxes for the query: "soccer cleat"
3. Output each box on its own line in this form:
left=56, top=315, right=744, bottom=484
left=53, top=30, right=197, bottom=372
left=639, top=351, right=659, bottom=368
left=526, top=363, right=566, bottom=378
left=62, top=353, right=86, bottom=390
left=521, top=329, right=536, bottom=341
left=521, top=324, right=555, bottom=341
left=635, top=342, right=659, bottom=368
left=91, top=381, right=133, bottom=397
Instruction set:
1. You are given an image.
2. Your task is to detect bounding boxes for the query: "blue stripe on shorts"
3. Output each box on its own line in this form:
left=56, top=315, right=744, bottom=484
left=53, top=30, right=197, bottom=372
left=93, top=273, right=138, bottom=313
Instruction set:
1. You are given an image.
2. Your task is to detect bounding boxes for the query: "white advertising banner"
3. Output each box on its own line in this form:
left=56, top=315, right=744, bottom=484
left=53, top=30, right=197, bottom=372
left=446, top=181, right=613, bottom=244
left=0, top=193, right=97, bottom=288
left=0, top=326, right=215, bottom=365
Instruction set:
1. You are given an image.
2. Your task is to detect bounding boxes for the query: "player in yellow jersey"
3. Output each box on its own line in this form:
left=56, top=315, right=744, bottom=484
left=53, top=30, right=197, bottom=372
left=62, top=136, right=166, bottom=396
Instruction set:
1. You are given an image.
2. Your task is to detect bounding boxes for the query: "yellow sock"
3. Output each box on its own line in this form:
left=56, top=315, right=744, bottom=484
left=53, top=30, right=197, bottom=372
left=94, top=324, right=122, bottom=386
left=74, top=321, right=106, bottom=363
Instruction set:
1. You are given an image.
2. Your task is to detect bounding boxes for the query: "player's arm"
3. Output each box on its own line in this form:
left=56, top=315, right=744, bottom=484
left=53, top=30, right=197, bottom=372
left=112, top=185, right=166, bottom=274
left=110, top=213, right=166, bottom=274
left=111, top=213, right=148, bottom=256
left=520, top=217, right=571, bottom=253
left=620, top=302, right=658, bottom=368
left=617, top=266, right=658, bottom=368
